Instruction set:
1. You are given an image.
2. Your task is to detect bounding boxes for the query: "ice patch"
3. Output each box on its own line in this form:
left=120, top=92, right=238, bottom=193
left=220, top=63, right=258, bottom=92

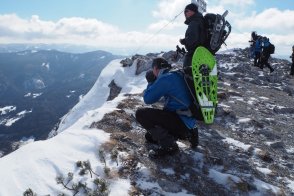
left=238, top=118, right=251, bottom=123
left=218, top=103, right=230, bottom=108
left=253, top=178, right=281, bottom=195
left=223, top=138, right=251, bottom=151
left=286, top=147, right=294, bottom=154
left=231, top=96, right=244, bottom=102
left=260, top=96, right=269, bottom=100
left=161, top=168, right=175, bottom=175
left=258, top=71, right=264, bottom=77
left=256, top=167, right=272, bottom=175
left=209, top=169, right=241, bottom=187
left=286, top=178, right=294, bottom=192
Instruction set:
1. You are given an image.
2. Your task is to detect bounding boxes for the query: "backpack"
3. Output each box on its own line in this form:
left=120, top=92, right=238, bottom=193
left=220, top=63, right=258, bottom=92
left=172, top=68, right=204, bottom=121
left=203, top=10, right=231, bottom=54
left=268, top=43, right=275, bottom=54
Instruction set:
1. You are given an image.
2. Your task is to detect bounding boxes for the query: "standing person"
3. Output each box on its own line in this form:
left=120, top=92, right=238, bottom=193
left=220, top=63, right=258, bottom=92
left=260, top=37, right=274, bottom=73
left=290, top=45, right=294, bottom=76
left=251, top=32, right=262, bottom=67
left=179, top=3, right=206, bottom=67
left=135, top=57, right=198, bottom=158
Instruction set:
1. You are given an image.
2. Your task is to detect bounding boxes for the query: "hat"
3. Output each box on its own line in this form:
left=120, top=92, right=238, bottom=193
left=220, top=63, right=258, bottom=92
left=185, top=3, right=198, bottom=13
left=152, top=57, right=171, bottom=69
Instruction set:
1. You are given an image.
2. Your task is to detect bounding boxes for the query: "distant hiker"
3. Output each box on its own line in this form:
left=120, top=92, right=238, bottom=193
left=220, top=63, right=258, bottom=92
left=135, top=57, right=198, bottom=158
left=290, top=45, right=294, bottom=76
left=179, top=3, right=206, bottom=67
left=259, top=37, right=274, bottom=73
left=250, top=31, right=262, bottom=67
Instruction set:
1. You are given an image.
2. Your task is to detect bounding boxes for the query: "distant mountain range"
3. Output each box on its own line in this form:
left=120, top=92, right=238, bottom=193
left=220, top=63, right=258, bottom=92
left=0, top=43, right=100, bottom=54
left=0, top=47, right=122, bottom=156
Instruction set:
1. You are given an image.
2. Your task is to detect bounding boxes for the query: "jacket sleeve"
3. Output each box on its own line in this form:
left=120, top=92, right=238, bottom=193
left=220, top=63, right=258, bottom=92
left=143, top=77, right=169, bottom=104
left=184, top=20, right=202, bottom=51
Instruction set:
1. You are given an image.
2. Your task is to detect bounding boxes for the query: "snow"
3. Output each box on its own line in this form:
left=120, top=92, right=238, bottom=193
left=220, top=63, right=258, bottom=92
left=209, top=169, right=241, bottom=186
left=161, top=168, right=175, bottom=175
left=219, top=63, right=239, bottom=70
left=0, top=59, right=146, bottom=195
left=1, top=109, right=32, bottom=127
left=223, top=137, right=251, bottom=151
left=286, top=178, right=294, bottom=192
left=4, top=116, right=22, bottom=126
left=0, top=106, right=16, bottom=115
left=24, top=93, right=42, bottom=98
left=238, top=118, right=251, bottom=123
left=256, top=167, right=272, bottom=175
left=253, top=178, right=281, bottom=195
left=41, top=62, right=50, bottom=69
left=286, top=147, right=294, bottom=154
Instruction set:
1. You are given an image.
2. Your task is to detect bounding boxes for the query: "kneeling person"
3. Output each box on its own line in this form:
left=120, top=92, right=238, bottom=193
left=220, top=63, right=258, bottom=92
left=135, top=57, right=198, bottom=158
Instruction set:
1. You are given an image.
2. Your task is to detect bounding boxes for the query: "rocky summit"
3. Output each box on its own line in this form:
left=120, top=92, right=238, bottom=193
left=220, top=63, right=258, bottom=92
left=92, top=48, right=294, bottom=195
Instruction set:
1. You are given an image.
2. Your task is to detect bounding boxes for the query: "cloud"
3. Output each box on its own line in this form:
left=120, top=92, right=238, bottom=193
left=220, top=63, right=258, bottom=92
left=219, top=0, right=254, bottom=7
left=0, top=14, right=179, bottom=54
left=147, top=20, right=184, bottom=32
left=236, top=8, right=294, bottom=34
left=152, top=0, right=190, bottom=19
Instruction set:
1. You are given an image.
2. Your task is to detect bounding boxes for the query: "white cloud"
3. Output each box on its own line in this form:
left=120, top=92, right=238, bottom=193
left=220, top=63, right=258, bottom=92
left=0, top=14, right=180, bottom=54
left=219, top=0, right=254, bottom=7
left=147, top=20, right=184, bottom=32
left=0, top=14, right=118, bottom=40
left=152, top=0, right=191, bottom=20
left=236, top=8, right=294, bottom=33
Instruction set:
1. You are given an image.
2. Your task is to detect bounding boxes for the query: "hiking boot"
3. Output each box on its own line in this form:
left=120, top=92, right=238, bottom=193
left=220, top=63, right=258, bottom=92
left=145, top=132, right=158, bottom=144
left=188, top=127, right=198, bottom=149
left=148, top=144, right=179, bottom=158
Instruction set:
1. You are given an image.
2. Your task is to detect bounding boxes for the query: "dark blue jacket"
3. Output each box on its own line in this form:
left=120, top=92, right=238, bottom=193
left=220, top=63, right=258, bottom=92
left=254, top=38, right=262, bottom=53
left=143, top=69, right=196, bottom=129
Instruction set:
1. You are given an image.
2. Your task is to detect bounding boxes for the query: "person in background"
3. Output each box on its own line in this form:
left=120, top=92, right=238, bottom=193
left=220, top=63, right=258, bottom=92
left=260, top=37, right=274, bottom=73
left=290, top=45, right=294, bottom=76
left=250, top=31, right=262, bottom=67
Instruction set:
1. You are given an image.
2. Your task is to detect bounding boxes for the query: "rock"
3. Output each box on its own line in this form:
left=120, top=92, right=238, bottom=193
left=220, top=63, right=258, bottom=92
left=120, top=57, right=133, bottom=67
left=257, top=150, right=273, bottom=163
left=269, top=141, right=284, bottom=149
left=273, top=106, right=294, bottom=114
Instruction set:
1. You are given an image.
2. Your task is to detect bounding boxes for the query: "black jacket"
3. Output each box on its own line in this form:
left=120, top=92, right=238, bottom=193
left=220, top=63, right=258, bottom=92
left=291, top=52, right=294, bottom=63
left=182, top=12, right=206, bottom=55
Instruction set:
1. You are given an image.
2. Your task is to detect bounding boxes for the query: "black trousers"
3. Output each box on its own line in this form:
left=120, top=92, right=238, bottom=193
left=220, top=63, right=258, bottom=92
left=254, top=52, right=261, bottom=66
left=260, top=53, right=274, bottom=72
left=183, top=53, right=193, bottom=67
left=135, top=108, right=190, bottom=147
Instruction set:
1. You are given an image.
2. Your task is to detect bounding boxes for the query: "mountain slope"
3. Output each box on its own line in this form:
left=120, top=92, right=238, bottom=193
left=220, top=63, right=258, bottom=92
left=0, top=48, right=293, bottom=195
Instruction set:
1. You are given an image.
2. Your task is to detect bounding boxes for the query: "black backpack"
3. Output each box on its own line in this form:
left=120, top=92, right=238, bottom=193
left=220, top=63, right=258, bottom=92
left=174, top=68, right=204, bottom=121
left=203, top=10, right=231, bottom=54
left=268, top=43, right=275, bottom=54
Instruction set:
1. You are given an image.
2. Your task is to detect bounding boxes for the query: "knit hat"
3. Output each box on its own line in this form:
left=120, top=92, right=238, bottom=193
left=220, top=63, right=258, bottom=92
left=152, top=57, right=171, bottom=69
left=185, top=3, right=198, bottom=13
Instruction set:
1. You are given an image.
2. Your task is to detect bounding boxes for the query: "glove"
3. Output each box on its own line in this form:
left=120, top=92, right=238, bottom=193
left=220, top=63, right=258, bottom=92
left=145, top=70, right=157, bottom=83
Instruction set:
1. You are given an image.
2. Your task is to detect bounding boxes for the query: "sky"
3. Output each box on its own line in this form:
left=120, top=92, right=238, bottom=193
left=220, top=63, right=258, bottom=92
left=0, top=0, right=294, bottom=56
